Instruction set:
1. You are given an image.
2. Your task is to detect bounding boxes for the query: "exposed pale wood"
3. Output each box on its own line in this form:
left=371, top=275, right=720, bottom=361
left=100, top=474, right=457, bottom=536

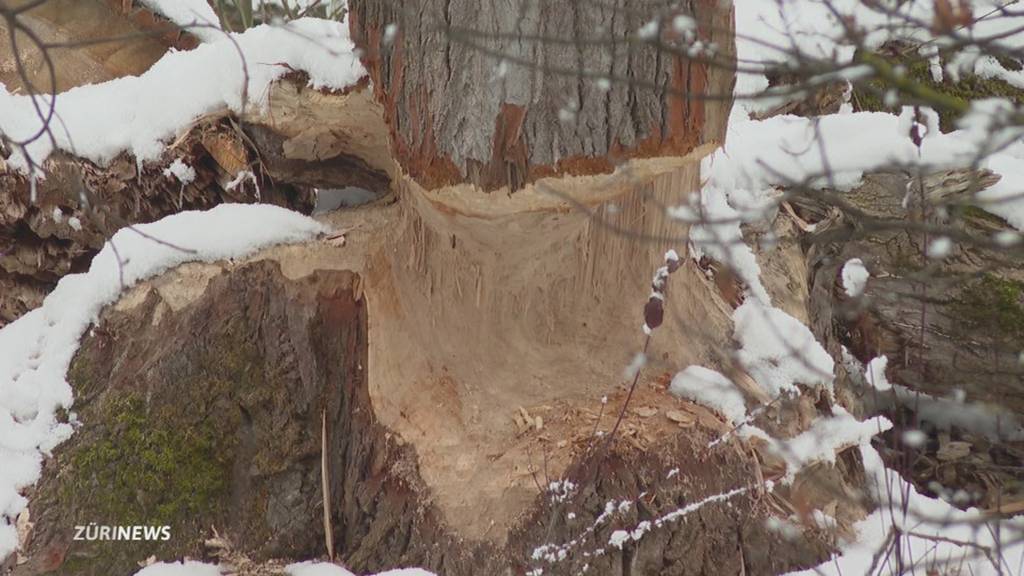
left=0, top=0, right=197, bottom=94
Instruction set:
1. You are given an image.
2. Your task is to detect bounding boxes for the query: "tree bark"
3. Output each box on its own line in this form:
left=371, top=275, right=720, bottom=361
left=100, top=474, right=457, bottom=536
left=348, top=0, right=734, bottom=191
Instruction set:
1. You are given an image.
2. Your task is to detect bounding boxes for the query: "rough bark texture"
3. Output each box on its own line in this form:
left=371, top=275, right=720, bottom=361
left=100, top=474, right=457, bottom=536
left=14, top=260, right=833, bottom=576
left=348, top=0, right=734, bottom=191
left=800, top=172, right=1024, bottom=511
left=14, top=262, right=369, bottom=575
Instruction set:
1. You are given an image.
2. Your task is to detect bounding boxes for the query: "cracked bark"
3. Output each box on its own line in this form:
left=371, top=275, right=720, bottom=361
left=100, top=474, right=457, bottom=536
left=348, top=0, right=734, bottom=191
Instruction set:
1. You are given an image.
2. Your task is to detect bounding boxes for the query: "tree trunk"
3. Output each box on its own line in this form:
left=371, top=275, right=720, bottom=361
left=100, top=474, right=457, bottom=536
left=348, top=0, right=734, bottom=191
left=10, top=4, right=867, bottom=575
left=799, top=171, right=1024, bottom=514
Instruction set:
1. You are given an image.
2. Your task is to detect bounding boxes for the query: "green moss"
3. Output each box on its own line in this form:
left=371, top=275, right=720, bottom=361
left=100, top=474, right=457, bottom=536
left=67, top=353, right=99, bottom=398
left=955, top=274, right=1024, bottom=342
left=960, top=205, right=1010, bottom=228
left=65, top=394, right=230, bottom=525
left=853, top=52, right=1023, bottom=132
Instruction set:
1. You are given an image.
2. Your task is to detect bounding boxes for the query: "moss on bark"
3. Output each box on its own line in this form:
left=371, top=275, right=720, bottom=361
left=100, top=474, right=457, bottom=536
left=853, top=51, right=1023, bottom=132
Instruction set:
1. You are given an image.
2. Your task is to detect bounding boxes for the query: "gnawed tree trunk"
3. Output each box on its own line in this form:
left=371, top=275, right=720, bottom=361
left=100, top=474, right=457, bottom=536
left=15, top=192, right=836, bottom=575
left=10, top=3, right=872, bottom=575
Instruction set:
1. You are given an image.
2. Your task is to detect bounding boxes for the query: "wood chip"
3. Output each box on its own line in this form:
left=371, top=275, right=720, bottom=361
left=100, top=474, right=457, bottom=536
left=635, top=406, right=658, bottom=418
left=201, top=131, right=249, bottom=176
left=326, top=233, right=347, bottom=247
left=666, top=409, right=695, bottom=426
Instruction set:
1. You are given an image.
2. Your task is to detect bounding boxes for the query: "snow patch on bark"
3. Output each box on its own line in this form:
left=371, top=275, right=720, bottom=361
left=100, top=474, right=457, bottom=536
left=669, top=366, right=747, bottom=426
left=841, top=258, right=869, bottom=297
left=139, top=0, right=223, bottom=43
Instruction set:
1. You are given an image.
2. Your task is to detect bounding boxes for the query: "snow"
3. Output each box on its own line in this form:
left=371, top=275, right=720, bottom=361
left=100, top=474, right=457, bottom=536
left=607, top=486, right=751, bottom=550
left=765, top=516, right=802, bottom=541
left=733, top=300, right=834, bottom=398
left=854, top=353, right=1024, bottom=442
left=226, top=170, right=257, bottom=193
left=286, top=562, right=356, bottom=576
left=669, top=366, right=746, bottom=426
left=901, top=429, right=927, bottom=448
left=637, top=20, right=659, bottom=40
left=531, top=500, right=623, bottom=563
left=140, top=0, right=223, bottom=43
left=723, top=1, right=1024, bottom=229
left=671, top=187, right=771, bottom=304
left=926, top=236, right=953, bottom=259
left=164, top=158, right=197, bottom=185
left=0, top=18, right=365, bottom=173
left=841, top=258, right=869, bottom=297
left=811, top=509, right=837, bottom=530
left=767, top=407, right=892, bottom=484
left=608, top=530, right=630, bottom=549
left=864, top=356, right=891, bottom=391
left=0, top=204, right=326, bottom=561
left=258, top=0, right=330, bottom=9
left=67, top=216, right=82, bottom=232
left=133, top=561, right=223, bottom=576
left=671, top=15, right=695, bottom=35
